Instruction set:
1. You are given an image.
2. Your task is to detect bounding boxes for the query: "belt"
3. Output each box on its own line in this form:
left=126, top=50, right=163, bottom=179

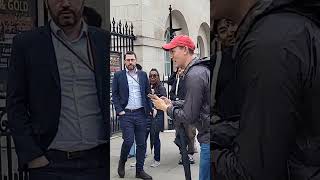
left=124, top=107, right=144, bottom=113
left=46, top=144, right=107, bottom=160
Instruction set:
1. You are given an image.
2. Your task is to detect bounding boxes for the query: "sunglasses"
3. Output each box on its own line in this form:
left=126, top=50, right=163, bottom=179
left=149, top=74, right=158, bottom=78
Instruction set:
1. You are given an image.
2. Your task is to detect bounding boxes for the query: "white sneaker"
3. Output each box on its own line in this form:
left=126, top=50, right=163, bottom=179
left=150, top=161, right=160, bottom=167
left=130, top=161, right=145, bottom=167
left=130, top=161, right=136, bottom=167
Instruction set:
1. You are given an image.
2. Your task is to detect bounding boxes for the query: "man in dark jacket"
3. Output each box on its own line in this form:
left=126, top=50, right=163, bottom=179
left=168, top=66, right=198, bottom=164
left=150, top=35, right=210, bottom=180
left=7, top=0, right=109, bottom=179
left=112, top=51, right=153, bottom=179
left=211, top=18, right=240, bottom=162
left=168, top=67, right=186, bottom=101
left=212, top=0, right=320, bottom=179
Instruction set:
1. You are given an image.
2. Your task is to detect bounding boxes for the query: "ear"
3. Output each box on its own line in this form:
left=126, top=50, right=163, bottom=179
left=183, top=46, right=188, bottom=55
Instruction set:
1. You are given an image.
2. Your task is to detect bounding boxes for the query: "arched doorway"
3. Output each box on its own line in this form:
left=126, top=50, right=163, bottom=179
left=197, top=22, right=210, bottom=57
left=163, top=9, right=189, bottom=75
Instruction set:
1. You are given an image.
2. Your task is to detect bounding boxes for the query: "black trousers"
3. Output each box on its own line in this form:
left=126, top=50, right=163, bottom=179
left=28, top=143, right=109, bottom=180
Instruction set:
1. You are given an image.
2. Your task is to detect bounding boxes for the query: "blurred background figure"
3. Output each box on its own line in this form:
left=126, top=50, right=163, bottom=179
left=145, top=68, right=167, bottom=168
left=83, top=6, right=102, bottom=28
left=168, top=66, right=197, bottom=165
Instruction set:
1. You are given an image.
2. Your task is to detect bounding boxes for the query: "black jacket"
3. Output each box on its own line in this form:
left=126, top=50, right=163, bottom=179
left=211, top=47, right=240, bottom=150
left=168, top=71, right=186, bottom=101
left=214, top=47, right=241, bottom=119
left=167, top=58, right=210, bottom=144
left=6, top=25, right=110, bottom=169
left=214, top=0, right=320, bottom=179
left=147, top=83, right=167, bottom=131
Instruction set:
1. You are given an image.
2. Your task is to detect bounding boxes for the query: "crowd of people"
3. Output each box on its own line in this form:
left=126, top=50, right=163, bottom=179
left=112, top=34, right=211, bottom=180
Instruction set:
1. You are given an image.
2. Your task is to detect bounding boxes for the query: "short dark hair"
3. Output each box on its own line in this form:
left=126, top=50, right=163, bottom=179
left=124, top=51, right=137, bottom=60
left=83, top=6, right=102, bottom=28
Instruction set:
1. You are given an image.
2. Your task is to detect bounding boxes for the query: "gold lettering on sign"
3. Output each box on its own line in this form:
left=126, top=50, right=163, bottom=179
left=7, top=0, right=29, bottom=12
left=0, top=0, right=6, bottom=10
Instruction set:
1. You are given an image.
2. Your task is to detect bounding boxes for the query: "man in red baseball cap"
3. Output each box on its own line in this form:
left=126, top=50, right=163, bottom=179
left=162, top=35, right=196, bottom=69
left=150, top=35, right=211, bottom=180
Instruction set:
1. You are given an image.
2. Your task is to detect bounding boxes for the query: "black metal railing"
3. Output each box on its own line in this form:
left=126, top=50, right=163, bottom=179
left=0, top=100, right=29, bottom=180
left=110, top=18, right=135, bottom=59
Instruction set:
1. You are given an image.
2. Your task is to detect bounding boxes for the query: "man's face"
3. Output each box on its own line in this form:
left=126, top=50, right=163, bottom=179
left=169, top=46, right=187, bottom=68
left=217, top=19, right=237, bottom=47
left=125, top=54, right=137, bottom=71
left=47, top=0, right=84, bottom=28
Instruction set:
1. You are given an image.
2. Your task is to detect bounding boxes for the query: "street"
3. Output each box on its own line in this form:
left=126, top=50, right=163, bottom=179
left=110, top=130, right=200, bottom=180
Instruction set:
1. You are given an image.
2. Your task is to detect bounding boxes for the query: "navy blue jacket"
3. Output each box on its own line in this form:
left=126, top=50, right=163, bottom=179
left=6, top=25, right=110, bottom=169
left=112, top=70, right=152, bottom=115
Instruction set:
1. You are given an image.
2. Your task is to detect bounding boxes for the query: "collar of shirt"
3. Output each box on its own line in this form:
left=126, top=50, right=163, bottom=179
left=125, top=67, right=138, bottom=75
left=50, top=19, right=88, bottom=43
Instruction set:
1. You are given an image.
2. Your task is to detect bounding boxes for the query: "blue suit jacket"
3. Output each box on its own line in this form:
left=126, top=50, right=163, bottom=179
left=112, top=70, right=152, bottom=115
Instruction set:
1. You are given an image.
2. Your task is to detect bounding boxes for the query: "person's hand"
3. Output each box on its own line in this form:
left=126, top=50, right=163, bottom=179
left=148, top=94, right=169, bottom=112
left=160, top=96, right=172, bottom=105
left=28, top=155, right=49, bottom=169
left=118, top=111, right=126, bottom=116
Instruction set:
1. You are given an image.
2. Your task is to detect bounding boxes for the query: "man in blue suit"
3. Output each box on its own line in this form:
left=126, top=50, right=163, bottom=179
left=112, top=51, right=153, bottom=179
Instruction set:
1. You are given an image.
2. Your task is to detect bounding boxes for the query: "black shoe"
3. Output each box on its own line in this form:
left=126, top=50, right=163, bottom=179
left=178, top=157, right=195, bottom=165
left=136, top=171, right=153, bottom=180
left=118, top=159, right=126, bottom=178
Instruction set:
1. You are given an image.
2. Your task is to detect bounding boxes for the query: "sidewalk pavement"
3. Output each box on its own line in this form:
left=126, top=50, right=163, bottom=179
left=110, top=130, right=200, bottom=180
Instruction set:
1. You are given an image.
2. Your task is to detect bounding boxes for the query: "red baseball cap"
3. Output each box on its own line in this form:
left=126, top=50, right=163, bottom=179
left=162, top=35, right=195, bottom=51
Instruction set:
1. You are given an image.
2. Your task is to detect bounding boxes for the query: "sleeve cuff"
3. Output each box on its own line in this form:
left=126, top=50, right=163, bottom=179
left=167, top=105, right=175, bottom=119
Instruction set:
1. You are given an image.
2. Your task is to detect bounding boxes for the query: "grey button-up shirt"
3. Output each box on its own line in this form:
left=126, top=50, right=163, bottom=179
left=125, top=68, right=143, bottom=109
left=48, top=20, right=107, bottom=151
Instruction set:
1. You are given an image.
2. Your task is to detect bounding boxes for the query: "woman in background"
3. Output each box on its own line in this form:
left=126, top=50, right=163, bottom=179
left=146, top=68, right=167, bottom=167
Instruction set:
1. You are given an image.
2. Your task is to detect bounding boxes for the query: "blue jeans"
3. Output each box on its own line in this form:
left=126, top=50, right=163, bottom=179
left=119, top=110, right=147, bottom=172
left=199, top=143, right=210, bottom=180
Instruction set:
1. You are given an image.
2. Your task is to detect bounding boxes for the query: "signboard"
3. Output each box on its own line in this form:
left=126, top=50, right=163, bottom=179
left=110, top=51, right=122, bottom=94
left=0, top=0, right=37, bottom=96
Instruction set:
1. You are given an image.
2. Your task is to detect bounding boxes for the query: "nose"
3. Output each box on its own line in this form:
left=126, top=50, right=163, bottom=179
left=61, top=0, right=71, bottom=7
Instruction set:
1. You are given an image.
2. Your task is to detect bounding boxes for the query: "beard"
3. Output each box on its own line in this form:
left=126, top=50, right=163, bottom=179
left=126, top=64, right=135, bottom=70
left=48, top=6, right=83, bottom=28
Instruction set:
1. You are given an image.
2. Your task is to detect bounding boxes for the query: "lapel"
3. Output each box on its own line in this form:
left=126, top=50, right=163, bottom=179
left=87, top=30, right=102, bottom=86
left=122, top=70, right=129, bottom=92
left=39, top=25, right=60, bottom=88
left=137, top=70, right=145, bottom=95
